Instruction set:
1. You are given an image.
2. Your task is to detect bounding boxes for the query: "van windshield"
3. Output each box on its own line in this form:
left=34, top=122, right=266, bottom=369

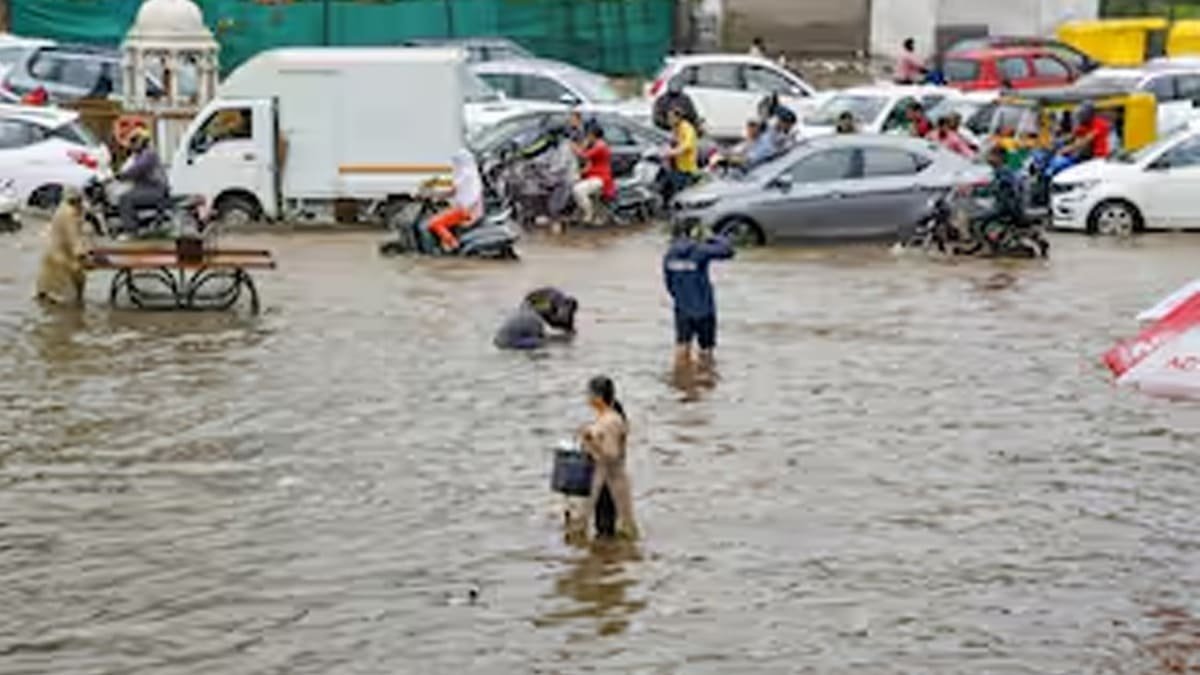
left=463, top=71, right=502, bottom=103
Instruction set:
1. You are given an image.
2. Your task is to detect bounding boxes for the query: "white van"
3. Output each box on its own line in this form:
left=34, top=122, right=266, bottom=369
left=170, top=48, right=469, bottom=226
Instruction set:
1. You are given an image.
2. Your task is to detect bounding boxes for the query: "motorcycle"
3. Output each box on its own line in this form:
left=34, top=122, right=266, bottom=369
left=377, top=195, right=519, bottom=259
left=82, top=174, right=207, bottom=239
left=904, top=189, right=1049, bottom=259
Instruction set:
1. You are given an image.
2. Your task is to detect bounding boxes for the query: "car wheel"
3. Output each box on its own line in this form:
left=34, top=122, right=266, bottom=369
left=28, top=184, right=63, bottom=211
left=717, top=217, right=765, bottom=247
left=214, top=194, right=260, bottom=229
left=1087, top=199, right=1141, bottom=237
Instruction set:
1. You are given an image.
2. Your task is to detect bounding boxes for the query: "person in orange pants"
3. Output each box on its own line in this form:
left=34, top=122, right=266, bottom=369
left=427, top=150, right=484, bottom=252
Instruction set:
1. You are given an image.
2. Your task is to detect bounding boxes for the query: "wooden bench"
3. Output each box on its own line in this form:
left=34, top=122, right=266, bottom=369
left=87, top=246, right=276, bottom=314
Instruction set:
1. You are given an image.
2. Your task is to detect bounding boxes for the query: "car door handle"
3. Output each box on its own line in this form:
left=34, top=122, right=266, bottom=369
left=243, top=152, right=257, bottom=161
left=828, top=191, right=844, bottom=200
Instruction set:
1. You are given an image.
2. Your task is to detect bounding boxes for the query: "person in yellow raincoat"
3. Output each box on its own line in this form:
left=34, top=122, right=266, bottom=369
left=35, top=187, right=90, bottom=306
left=572, top=375, right=638, bottom=540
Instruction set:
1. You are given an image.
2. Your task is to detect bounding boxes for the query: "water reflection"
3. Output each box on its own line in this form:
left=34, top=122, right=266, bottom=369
left=534, top=540, right=646, bottom=638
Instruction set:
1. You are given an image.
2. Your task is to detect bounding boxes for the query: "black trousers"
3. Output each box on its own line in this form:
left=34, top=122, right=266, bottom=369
left=594, top=484, right=616, bottom=538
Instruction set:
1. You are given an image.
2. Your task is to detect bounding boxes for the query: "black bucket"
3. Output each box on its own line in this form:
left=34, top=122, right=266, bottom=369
left=551, top=446, right=593, bottom=497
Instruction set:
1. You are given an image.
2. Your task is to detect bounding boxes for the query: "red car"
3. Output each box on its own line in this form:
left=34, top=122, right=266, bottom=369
left=941, top=46, right=1080, bottom=91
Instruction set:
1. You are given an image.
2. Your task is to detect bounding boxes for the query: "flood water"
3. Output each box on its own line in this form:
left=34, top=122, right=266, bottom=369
left=3, top=225, right=1200, bottom=674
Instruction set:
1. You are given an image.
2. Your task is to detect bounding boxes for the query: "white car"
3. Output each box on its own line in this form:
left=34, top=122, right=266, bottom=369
left=471, top=58, right=650, bottom=125
left=800, top=84, right=959, bottom=137
left=462, top=69, right=565, bottom=136
left=0, top=104, right=109, bottom=210
left=1052, top=123, right=1200, bottom=235
left=0, top=33, right=52, bottom=83
left=647, top=53, right=818, bottom=140
left=1076, top=64, right=1200, bottom=137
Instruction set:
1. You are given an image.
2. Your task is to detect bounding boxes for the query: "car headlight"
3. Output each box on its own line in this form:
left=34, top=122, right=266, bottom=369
left=1054, top=179, right=1099, bottom=195
left=678, top=196, right=719, bottom=211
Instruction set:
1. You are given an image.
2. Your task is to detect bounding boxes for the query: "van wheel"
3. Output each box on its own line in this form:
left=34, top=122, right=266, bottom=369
left=716, top=217, right=764, bottom=247
left=214, top=194, right=260, bottom=229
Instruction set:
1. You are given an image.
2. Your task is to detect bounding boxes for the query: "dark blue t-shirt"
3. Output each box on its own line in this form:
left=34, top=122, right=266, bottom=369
left=663, top=236, right=734, bottom=318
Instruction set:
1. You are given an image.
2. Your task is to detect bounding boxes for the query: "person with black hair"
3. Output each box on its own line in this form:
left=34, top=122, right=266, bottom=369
left=664, top=221, right=734, bottom=375
left=895, top=37, right=927, bottom=84
left=571, top=121, right=615, bottom=224
left=575, top=375, right=637, bottom=539
left=493, top=287, right=578, bottom=350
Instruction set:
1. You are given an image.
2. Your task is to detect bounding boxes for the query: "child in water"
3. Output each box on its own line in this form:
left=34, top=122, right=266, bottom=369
left=571, top=375, right=638, bottom=540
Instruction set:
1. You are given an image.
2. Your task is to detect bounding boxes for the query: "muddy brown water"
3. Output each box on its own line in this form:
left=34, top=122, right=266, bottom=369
left=3, top=225, right=1200, bottom=674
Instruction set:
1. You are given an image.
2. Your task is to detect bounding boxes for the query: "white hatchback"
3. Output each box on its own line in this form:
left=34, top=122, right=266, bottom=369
left=647, top=54, right=818, bottom=140
left=1052, top=123, right=1200, bottom=235
left=0, top=103, right=109, bottom=210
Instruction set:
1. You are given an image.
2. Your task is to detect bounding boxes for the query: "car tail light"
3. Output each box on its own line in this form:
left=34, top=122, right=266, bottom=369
left=649, top=77, right=665, bottom=96
left=67, top=149, right=99, bottom=170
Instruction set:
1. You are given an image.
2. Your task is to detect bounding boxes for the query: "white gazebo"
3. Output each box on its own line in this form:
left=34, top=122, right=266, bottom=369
left=121, top=0, right=219, bottom=157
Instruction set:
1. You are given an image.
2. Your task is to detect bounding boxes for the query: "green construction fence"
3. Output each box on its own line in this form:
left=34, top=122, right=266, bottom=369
left=10, top=0, right=674, bottom=76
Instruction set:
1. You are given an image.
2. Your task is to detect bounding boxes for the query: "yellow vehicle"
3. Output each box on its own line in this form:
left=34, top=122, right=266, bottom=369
left=1058, top=18, right=1169, bottom=66
left=983, top=88, right=1158, bottom=163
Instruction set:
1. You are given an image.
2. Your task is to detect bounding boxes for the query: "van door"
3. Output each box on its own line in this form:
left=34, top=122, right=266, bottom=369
left=172, top=99, right=277, bottom=218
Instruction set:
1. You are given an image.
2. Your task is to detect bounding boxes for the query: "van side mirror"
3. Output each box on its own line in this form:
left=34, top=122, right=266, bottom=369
left=770, top=173, right=794, bottom=191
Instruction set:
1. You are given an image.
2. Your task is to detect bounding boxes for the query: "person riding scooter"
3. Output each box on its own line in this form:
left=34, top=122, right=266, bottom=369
left=572, top=121, right=616, bottom=225
left=116, top=128, right=169, bottom=235
left=653, top=78, right=700, bottom=132
left=427, top=150, right=484, bottom=252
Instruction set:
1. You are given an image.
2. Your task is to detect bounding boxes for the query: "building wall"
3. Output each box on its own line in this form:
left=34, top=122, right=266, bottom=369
left=724, top=0, right=871, bottom=55
left=870, top=0, right=1099, bottom=58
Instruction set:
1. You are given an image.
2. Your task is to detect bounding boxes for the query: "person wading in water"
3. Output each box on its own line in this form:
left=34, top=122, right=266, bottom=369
left=571, top=375, right=638, bottom=540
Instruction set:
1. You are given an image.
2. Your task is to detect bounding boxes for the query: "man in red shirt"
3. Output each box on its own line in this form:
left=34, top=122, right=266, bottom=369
left=572, top=122, right=615, bottom=225
left=1070, top=103, right=1111, bottom=160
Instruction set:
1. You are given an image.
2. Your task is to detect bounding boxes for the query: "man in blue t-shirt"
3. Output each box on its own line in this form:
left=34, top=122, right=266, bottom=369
left=663, top=223, right=734, bottom=374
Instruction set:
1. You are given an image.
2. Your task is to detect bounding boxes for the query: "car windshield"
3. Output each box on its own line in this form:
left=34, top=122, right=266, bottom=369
left=561, top=69, right=621, bottom=103
left=463, top=71, right=503, bottom=103
left=805, top=94, right=887, bottom=126
left=53, top=119, right=100, bottom=147
left=468, top=113, right=554, bottom=151
left=1075, top=72, right=1142, bottom=92
left=927, top=98, right=982, bottom=122
left=1112, top=128, right=1188, bottom=164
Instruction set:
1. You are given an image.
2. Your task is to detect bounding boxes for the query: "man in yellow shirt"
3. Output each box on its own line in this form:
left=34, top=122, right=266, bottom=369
left=663, top=107, right=700, bottom=202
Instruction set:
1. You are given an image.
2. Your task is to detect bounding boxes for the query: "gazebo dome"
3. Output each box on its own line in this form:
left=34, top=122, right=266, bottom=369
left=126, top=0, right=214, bottom=43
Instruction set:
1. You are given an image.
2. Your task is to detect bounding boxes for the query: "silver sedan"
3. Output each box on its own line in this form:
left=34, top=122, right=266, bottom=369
left=673, top=134, right=990, bottom=244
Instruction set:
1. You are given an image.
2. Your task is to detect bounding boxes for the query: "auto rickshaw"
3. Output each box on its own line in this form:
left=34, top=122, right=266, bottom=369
left=985, top=87, right=1157, bottom=160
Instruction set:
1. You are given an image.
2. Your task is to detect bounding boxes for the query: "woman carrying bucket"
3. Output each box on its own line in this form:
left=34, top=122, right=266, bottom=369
left=553, top=376, right=638, bottom=540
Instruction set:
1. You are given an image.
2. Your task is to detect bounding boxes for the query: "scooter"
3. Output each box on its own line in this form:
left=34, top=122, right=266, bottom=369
left=82, top=174, right=207, bottom=239
left=378, top=196, right=519, bottom=259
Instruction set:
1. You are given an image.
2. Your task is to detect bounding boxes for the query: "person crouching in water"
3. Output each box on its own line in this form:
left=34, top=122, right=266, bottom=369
left=573, top=375, right=637, bottom=540
left=494, top=287, right=578, bottom=350
left=664, top=222, right=734, bottom=376
left=427, top=150, right=484, bottom=253
left=36, top=187, right=91, bottom=306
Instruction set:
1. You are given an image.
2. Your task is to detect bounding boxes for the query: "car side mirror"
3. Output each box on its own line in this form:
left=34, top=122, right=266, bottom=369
left=770, top=173, right=794, bottom=191
left=1149, top=158, right=1171, bottom=171
left=559, top=93, right=579, bottom=106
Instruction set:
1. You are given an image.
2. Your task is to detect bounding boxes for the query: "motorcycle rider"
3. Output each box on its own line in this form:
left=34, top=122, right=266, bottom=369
left=1047, top=102, right=1111, bottom=176
left=707, top=119, right=762, bottom=171
left=965, top=146, right=1026, bottom=253
left=427, top=149, right=483, bottom=252
left=572, top=121, right=616, bottom=225
left=653, top=78, right=700, bottom=132
left=116, top=128, right=169, bottom=235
